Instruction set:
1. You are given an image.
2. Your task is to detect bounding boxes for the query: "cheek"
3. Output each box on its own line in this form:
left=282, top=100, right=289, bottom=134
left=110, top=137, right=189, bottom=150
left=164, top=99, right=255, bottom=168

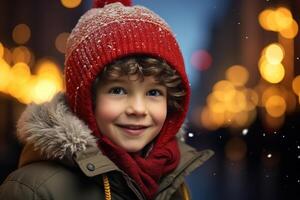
left=151, top=101, right=167, bottom=126
left=95, top=97, right=120, bottom=123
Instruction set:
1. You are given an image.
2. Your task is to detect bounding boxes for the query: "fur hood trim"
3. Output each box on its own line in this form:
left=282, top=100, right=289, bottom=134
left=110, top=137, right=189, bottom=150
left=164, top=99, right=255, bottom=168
left=16, top=93, right=187, bottom=160
left=17, top=93, right=98, bottom=159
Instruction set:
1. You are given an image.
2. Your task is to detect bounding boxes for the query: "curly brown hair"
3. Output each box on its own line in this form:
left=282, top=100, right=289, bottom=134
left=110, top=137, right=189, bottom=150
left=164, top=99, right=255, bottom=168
left=92, top=56, right=186, bottom=113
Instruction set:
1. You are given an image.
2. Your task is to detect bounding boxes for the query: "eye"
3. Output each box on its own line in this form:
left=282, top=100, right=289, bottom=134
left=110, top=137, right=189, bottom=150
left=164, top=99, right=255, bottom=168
left=147, top=89, right=163, bottom=96
left=108, top=87, right=126, bottom=95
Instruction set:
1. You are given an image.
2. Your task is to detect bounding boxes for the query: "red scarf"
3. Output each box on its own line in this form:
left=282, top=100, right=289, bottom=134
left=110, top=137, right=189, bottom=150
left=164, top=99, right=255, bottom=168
left=98, top=133, right=180, bottom=199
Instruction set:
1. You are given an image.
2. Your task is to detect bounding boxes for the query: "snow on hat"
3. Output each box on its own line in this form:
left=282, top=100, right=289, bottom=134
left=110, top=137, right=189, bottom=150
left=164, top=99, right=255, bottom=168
left=64, top=0, right=190, bottom=143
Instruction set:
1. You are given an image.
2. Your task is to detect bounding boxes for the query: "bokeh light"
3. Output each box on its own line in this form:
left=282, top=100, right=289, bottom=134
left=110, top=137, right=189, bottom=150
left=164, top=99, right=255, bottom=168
left=225, top=65, right=249, bottom=87
left=32, top=59, right=64, bottom=103
left=12, top=46, right=32, bottom=65
left=200, top=106, right=222, bottom=130
left=264, top=43, right=284, bottom=65
left=259, top=59, right=285, bottom=84
left=279, top=19, right=299, bottom=39
left=3, top=48, right=12, bottom=65
left=0, top=42, right=4, bottom=58
left=0, top=58, right=11, bottom=92
left=261, top=86, right=283, bottom=107
left=292, top=75, right=300, bottom=96
left=60, top=0, right=82, bottom=9
left=259, top=7, right=295, bottom=35
left=12, top=24, right=31, bottom=44
left=275, top=7, right=293, bottom=31
left=55, top=32, right=70, bottom=54
left=265, top=95, right=286, bottom=117
left=212, top=80, right=236, bottom=102
left=7, top=62, right=31, bottom=98
left=243, top=88, right=259, bottom=111
left=191, top=50, right=212, bottom=71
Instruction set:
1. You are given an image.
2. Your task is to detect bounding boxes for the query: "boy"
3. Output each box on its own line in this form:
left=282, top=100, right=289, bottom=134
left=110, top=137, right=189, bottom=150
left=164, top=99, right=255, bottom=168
left=0, top=1, right=213, bottom=199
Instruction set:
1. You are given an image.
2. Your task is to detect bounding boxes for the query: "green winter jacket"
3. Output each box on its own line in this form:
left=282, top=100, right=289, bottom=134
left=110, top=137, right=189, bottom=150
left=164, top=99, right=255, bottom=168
left=0, top=94, right=214, bottom=200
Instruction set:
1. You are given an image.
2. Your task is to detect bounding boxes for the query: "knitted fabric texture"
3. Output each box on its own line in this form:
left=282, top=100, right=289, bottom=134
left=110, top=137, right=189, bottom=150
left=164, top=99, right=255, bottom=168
left=64, top=1, right=191, bottom=199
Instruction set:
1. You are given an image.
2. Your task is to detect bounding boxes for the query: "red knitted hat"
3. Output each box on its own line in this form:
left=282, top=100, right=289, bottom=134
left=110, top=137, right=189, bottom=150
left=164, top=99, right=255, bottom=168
left=65, top=0, right=191, bottom=144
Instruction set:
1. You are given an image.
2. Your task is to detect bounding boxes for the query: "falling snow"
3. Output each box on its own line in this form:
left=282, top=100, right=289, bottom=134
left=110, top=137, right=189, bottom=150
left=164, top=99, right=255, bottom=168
left=242, top=129, right=248, bottom=135
left=267, top=153, right=272, bottom=158
left=188, top=132, right=194, bottom=138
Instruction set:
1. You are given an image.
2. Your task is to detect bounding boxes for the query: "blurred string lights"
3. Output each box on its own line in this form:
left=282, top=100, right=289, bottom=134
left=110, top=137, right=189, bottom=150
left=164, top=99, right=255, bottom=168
left=0, top=1, right=80, bottom=106
left=0, top=22, right=67, bottom=104
left=196, top=6, right=299, bottom=132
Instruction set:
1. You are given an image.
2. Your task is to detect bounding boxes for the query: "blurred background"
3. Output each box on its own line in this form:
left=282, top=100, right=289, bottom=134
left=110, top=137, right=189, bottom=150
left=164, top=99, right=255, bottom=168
left=0, top=0, right=299, bottom=199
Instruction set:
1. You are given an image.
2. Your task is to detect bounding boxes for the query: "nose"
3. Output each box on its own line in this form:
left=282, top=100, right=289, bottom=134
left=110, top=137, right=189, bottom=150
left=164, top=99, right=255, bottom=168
left=125, top=95, right=147, bottom=116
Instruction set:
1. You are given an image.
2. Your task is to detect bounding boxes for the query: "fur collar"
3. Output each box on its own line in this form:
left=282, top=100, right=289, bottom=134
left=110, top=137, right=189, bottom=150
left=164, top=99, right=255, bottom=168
left=17, top=93, right=186, bottom=160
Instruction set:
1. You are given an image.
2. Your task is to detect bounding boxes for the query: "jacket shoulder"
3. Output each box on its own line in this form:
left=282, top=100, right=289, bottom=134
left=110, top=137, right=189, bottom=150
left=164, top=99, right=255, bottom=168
left=0, top=161, right=85, bottom=200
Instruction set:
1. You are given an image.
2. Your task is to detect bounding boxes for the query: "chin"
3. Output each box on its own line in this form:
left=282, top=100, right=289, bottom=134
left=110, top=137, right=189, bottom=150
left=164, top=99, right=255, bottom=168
left=122, top=144, right=145, bottom=153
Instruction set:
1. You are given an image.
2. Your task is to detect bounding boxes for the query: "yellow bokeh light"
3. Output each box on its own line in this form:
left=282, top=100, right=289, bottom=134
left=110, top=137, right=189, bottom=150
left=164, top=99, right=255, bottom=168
left=12, top=24, right=31, bottom=44
left=32, top=78, right=58, bottom=104
left=259, top=9, right=277, bottom=31
left=10, top=62, right=31, bottom=84
left=12, top=46, right=32, bottom=64
left=226, top=91, right=247, bottom=113
left=225, top=65, right=249, bottom=86
left=18, top=75, right=38, bottom=104
left=261, top=86, right=285, bottom=107
left=275, top=7, right=293, bottom=31
left=212, top=80, right=236, bottom=102
left=200, top=107, right=220, bottom=130
left=60, top=0, right=82, bottom=8
left=265, top=95, right=286, bottom=117
left=259, top=59, right=285, bottom=84
left=33, top=59, right=64, bottom=103
left=243, top=88, right=259, bottom=111
left=7, top=62, right=31, bottom=98
left=292, top=75, right=300, bottom=96
left=279, top=19, right=299, bottom=39
left=207, top=94, right=226, bottom=113
left=3, top=48, right=12, bottom=65
left=55, top=32, right=70, bottom=54
left=0, top=58, right=11, bottom=92
left=264, top=43, right=284, bottom=65
left=231, top=111, right=249, bottom=128
left=0, top=42, right=4, bottom=58
left=37, top=60, right=63, bottom=86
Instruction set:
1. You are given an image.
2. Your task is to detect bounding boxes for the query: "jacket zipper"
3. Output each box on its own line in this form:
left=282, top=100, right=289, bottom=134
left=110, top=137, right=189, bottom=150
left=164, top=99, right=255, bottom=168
left=157, top=151, right=209, bottom=194
left=122, top=173, right=146, bottom=200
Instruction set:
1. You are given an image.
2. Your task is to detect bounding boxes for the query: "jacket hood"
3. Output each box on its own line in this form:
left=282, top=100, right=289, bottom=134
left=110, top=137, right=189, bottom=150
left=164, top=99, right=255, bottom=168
left=16, top=92, right=187, bottom=164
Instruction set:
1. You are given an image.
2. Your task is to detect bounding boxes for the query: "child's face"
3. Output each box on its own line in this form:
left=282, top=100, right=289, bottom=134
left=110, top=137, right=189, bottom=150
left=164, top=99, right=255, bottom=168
left=95, top=75, right=167, bottom=153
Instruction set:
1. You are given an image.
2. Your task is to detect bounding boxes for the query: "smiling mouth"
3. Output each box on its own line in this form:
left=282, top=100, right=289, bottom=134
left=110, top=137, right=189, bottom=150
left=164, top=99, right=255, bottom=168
left=116, top=124, right=150, bottom=135
left=116, top=124, right=149, bottom=129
